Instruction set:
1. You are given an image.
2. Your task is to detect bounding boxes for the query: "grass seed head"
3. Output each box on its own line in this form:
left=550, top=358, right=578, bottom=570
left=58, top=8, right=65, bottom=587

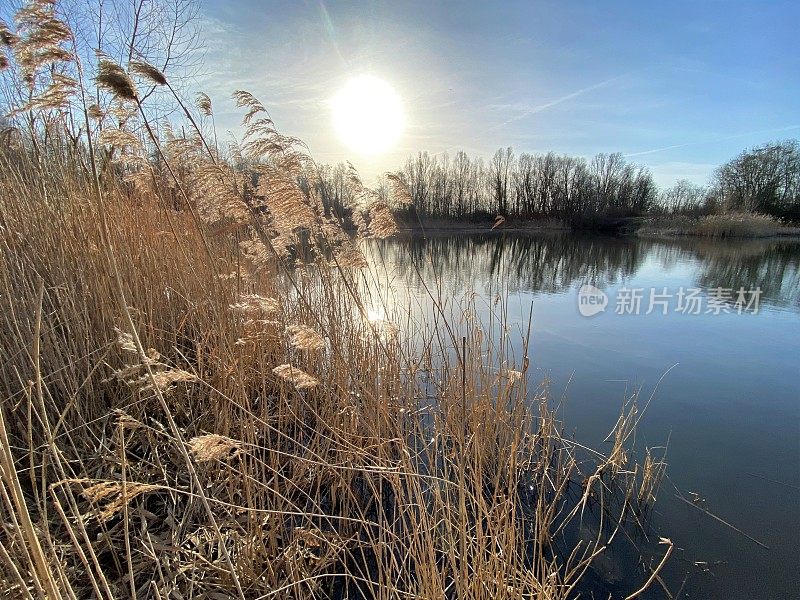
left=273, top=363, right=320, bottom=390
left=188, top=434, right=242, bottom=462
left=195, top=91, right=213, bottom=116
left=288, top=324, right=325, bottom=352
left=129, top=59, right=167, bottom=86
left=96, top=58, right=137, bottom=101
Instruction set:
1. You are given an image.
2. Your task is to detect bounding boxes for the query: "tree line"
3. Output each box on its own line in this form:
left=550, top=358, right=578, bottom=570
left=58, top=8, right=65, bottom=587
left=395, top=148, right=656, bottom=224
left=658, top=140, right=800, bottom=221
left=320, top=140, right=800, bottom=225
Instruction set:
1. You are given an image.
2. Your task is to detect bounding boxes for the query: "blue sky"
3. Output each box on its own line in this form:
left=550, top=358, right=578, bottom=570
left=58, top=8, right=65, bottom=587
left=197, top=0, right=799, bottom=186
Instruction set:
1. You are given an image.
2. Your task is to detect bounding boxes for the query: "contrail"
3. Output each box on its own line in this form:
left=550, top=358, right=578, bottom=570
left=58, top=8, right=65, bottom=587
left=624, top=124, right=800, bottom=157
left=493, top=75, right=626, bottom=129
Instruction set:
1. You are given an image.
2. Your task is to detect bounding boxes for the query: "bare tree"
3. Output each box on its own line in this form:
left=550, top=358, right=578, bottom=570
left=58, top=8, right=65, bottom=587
left=76, top=0, right=201, bottom=99
left=0, top=0, right=201, bottom=144
left=394, top=146, right=657, bottom=223
left=714, top=140, right=800, bottom=218
left=660, top=179, right=710, bottom=215
left=489, top=147, right=514, bottom=215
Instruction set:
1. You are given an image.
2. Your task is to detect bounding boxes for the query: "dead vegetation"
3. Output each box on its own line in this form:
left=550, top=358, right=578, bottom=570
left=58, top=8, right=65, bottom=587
left=639, top=212, right=793, bottom=238
left=0, top=2, right=671, bottom=598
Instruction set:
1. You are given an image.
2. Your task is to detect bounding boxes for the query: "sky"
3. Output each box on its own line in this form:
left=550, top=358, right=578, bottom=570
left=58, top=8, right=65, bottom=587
left=196, top=0, right=800, bottom=186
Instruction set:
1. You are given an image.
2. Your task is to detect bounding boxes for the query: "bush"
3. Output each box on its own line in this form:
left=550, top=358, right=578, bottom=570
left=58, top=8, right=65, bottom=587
left=638, top=212, right=787, bottom=238
left=694, top=212, right=783, bottom=238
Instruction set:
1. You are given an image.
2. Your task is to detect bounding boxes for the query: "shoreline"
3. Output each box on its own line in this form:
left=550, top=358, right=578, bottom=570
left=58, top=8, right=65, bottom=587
left=394, top=216, right=800, bottom=240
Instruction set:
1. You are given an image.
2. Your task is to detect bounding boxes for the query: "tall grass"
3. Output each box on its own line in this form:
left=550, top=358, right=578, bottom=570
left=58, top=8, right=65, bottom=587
left=693, top=213, right=785, bottom=238
left=639, top=212, right=789, bottom=238
left=0, top=2, right=671, bottom=597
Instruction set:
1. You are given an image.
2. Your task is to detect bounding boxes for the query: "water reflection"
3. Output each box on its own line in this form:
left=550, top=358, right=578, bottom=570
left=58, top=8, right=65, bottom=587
left=363, top=231, right=800, bottom=600
left=367, top=232, right=800, bottom=312
left=691, top=241, right=800, bottom=310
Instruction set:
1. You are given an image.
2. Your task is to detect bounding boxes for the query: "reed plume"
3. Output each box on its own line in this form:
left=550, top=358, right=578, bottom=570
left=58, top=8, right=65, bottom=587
left=95, top=58, right=137, bottom=101
left=0, top=4, right=673, bottom=598
left=288, top=324, right=326, bottom=351
left=272, top=363, right=321, bottom=389
left=195, top=91, right=213, bottom=116
left=188, top=434, right=243, bottom=462
left=129, top=59, right=167, bottom=86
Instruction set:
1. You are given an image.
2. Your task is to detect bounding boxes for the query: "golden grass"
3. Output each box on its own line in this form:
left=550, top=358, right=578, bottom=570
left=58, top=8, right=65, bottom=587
left=693, top=212, right=784, bottom=237
left=0, top=3, right=672, bottom=597
left=640, top=212, right=787, bottom=238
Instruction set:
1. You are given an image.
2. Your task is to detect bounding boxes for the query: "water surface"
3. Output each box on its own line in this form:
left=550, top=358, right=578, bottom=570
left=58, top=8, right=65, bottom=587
left=364, top=232, right=800, bottom=599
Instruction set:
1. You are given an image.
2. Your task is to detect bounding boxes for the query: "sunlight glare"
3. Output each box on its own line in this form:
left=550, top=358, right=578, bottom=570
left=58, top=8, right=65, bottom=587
left=332, top=75, right=405, bottom=155
left=366, top=306, right=386, bottom=322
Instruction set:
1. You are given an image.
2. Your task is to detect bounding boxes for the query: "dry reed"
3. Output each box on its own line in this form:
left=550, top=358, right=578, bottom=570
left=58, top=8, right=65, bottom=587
left=0, top=3, right=672, bottom=598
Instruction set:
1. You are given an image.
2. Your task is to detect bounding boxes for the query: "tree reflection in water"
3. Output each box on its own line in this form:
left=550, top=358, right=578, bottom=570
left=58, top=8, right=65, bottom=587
left=364, top=232, right=800, bottom=313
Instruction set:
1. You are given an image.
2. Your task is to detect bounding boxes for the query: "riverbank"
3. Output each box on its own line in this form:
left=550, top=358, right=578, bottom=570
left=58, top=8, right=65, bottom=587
left=396, top=213, right=800, bottom=239
left=395, top=215, right=569, bottom=234
left=636, top=213, right=800, bottom=239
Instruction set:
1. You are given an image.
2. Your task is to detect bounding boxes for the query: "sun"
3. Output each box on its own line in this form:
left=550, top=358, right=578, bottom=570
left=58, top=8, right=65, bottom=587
left=332, top=75, right=405, bottom=156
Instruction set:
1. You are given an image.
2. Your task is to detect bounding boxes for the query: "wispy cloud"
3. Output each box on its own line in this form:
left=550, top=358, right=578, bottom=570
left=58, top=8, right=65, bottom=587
left=491, top=75, right=627, bottom=130
left=194, top=1, right=797, bottom=184
left=624, top=124, right=800, bottom=158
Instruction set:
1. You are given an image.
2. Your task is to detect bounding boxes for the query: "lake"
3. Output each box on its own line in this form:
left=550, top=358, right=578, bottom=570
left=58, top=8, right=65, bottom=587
left=363, top=231, right=800, bottom=600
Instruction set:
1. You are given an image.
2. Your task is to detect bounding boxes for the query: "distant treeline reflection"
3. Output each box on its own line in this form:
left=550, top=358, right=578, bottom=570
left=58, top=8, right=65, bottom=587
left=367, top=233, right=800, bottom=312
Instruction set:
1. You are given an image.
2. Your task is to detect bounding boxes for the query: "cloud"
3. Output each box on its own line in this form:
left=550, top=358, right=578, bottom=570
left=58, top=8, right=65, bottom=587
left=625, top=125, right=800, bottom=158
left=491, top=75, right=628, bottom=129
left=624, top=142, right=697, bottom=158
